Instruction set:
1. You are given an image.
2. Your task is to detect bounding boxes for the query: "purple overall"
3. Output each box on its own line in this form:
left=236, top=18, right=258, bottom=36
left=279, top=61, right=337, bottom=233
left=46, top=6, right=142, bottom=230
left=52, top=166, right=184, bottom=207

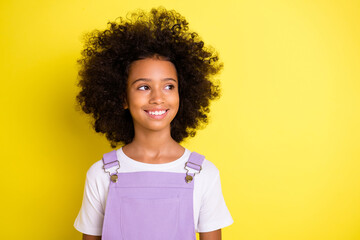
left=101, top=150, right=205, bottom=240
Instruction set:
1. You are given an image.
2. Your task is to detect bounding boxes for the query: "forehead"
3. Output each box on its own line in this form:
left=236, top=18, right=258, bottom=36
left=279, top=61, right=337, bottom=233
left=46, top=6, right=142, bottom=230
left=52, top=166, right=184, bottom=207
left=127, top=58, right=178, bottom=80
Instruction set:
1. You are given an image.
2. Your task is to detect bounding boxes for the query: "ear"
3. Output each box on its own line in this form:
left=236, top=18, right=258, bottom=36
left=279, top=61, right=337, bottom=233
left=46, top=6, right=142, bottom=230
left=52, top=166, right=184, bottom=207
left=123, top=98, right=128, bottom=109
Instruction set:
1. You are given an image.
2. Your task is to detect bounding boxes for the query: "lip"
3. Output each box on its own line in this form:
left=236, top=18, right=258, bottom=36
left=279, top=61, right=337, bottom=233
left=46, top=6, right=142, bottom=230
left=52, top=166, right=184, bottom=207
left=144, top=109, right=169, bottom=120
left=145, top=108, right=168, bottom=111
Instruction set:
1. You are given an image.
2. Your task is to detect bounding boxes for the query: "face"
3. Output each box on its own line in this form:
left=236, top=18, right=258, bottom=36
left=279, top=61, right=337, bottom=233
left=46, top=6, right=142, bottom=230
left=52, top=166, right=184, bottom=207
left=124, top=57, right=179, bottom=133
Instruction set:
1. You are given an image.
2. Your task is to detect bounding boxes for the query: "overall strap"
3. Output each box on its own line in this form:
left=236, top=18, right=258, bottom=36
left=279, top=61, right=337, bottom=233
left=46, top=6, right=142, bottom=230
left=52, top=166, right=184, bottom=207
left=184, top=152, right=205, bottom=183
left=186, top=152, right=205, bottom=171
left=102, top=150, right=119, bottom=170
left=102, top=150, right=120, bottom=182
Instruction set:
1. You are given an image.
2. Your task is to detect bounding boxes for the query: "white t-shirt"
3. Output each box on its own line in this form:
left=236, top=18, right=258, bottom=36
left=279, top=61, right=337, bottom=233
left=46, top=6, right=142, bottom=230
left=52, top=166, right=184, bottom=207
left=74, top=147, right=233, bottom=236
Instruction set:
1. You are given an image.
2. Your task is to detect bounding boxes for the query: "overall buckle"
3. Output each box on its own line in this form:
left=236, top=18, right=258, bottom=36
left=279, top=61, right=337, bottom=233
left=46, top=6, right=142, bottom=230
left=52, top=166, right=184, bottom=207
left=184, top=161, right=202, bottom=183
left=103, top=160, right=120, bottom=183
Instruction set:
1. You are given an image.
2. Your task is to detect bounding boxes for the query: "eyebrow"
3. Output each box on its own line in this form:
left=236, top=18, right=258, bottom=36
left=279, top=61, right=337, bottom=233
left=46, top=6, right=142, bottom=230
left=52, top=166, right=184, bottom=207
left=130, top=78, right=177, bottom=86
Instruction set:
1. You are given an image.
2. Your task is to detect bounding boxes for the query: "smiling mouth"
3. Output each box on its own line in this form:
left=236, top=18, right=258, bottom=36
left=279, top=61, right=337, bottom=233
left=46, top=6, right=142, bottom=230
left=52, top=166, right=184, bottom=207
left=144, top=109, right=169, bottom=119
left=145, top=109, right=168, bottom=115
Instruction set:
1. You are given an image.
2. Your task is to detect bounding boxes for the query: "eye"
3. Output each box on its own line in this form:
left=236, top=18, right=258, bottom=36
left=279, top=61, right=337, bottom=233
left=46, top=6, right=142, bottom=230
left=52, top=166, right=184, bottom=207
left=165, top=84, right=175, bottom=90
left=138, top=85, right=150, bottom=91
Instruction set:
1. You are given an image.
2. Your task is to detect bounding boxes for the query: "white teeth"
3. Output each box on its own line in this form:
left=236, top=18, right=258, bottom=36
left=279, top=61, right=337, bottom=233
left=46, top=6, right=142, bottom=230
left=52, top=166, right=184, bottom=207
left=148, top=110, right=166, bottom=115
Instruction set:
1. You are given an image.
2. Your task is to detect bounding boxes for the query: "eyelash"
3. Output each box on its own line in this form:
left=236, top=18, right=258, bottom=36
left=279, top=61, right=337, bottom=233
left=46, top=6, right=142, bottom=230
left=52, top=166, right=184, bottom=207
left=138, top=85, right=175, bottom=90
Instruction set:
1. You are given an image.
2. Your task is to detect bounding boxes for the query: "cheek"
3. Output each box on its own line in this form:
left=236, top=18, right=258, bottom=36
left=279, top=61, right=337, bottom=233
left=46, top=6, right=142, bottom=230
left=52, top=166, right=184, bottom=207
left=128, top=92, right=145, bottom=107
left=171, top=93, right=180, bottom=107
left=173, top=89, right=180, bottom=100
left=173, top=96, right=180, bottom=113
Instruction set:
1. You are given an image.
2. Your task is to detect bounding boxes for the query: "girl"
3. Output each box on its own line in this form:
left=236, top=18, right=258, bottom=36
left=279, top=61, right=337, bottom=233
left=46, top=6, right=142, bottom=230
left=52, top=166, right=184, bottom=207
left=74, top=7, right=233, bottom=240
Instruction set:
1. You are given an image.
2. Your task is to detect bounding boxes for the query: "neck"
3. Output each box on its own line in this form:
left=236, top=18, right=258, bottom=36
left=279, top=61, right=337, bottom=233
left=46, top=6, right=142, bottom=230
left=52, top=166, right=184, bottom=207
left=131, top=128, right=175, bottom=152
left=122, top=123, right=182, bottom=163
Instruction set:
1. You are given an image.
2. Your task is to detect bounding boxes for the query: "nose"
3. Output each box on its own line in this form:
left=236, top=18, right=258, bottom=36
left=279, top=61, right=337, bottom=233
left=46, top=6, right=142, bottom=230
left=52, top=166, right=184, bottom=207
left=149, top=87, right=164, bottom=104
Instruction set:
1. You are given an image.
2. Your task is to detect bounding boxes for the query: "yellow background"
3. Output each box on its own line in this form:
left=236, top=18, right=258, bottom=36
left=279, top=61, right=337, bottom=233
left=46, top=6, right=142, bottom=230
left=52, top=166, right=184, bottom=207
left=1, top=0, right=359, bottom=239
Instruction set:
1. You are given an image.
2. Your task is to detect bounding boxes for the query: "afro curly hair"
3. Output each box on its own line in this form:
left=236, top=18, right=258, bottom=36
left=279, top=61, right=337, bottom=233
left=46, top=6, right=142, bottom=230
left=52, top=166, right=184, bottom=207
left=76, top=7, right=223, bottom=148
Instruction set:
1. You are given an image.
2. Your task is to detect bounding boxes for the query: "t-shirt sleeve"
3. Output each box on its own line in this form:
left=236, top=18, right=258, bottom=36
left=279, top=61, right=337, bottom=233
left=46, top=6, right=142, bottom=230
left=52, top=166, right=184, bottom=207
left=197, top=169, right=234, bottom=232
left=74, top=166, right=104, bottom=236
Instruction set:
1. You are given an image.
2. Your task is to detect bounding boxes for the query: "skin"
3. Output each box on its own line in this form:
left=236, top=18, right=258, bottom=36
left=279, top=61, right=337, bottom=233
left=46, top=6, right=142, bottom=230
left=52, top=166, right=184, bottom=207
left=82, top=57, right=222, bottom=240
left=122, top=57, right=184, bottom=162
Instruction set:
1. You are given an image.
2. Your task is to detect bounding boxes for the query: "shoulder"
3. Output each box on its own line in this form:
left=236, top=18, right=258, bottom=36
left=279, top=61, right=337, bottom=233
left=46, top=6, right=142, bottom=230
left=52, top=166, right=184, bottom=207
left=86, top=159, right=106, bottom=177
left=194, top=154, right=221, bottom=188
left=187, top=150, right=220, bottom=177
left=84, top=158, right=109, bottom=186
left=200, top=158, right=220, bottom=178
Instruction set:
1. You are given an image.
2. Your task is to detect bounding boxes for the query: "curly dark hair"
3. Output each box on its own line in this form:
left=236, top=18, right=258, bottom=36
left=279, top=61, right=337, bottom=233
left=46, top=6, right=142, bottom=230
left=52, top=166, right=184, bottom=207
left=76, top=7, right=223, bottom=148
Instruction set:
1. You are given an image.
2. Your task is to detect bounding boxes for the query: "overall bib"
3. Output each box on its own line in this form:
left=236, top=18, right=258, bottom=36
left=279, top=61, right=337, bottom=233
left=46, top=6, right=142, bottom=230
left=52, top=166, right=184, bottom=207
left=101, top=150, right=205, bottom=240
